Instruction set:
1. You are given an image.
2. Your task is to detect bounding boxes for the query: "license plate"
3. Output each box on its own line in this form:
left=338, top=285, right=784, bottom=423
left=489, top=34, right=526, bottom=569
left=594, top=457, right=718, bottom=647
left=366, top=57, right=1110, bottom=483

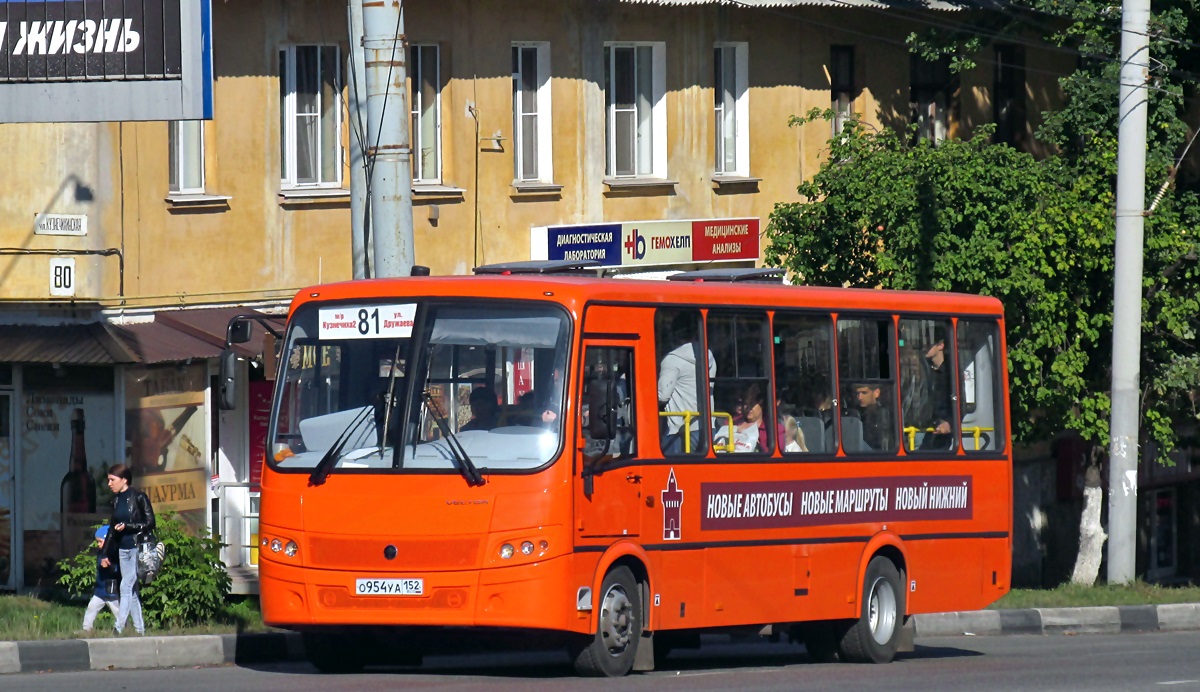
left=355, top=578, right=424, bottom=596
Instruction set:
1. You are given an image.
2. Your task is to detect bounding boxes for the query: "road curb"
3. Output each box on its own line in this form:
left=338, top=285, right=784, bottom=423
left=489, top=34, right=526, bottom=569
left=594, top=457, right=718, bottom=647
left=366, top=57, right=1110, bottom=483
left=3, top=604, right=1200, bottom=674
left=912, top=601, right=1200, bottom=638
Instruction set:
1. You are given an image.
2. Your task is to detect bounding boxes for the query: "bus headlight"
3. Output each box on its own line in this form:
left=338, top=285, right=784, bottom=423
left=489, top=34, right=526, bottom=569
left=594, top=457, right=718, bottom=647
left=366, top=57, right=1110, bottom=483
left=284, top=541, right=299, bottom=557
left=500, top=543, right=515, bottom=559
left=520, top=541, right=535, bottom=556
left=270, top=539, right=283, bottom=553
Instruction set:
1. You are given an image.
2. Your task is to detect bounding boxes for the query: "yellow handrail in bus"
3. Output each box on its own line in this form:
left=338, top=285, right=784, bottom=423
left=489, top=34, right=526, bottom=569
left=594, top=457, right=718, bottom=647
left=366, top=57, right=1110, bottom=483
left=658, top=411, right=735, bottom=453
left=903, top=426, right=995, bottom=450
left=711, top=412, right=735, bottom=453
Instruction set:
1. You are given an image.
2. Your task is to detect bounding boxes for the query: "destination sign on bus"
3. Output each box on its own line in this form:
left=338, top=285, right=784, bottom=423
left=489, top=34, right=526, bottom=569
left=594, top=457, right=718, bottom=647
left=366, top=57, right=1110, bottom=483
left=318, top=303, right=416, bottom=340
left=699, top=475, right=972, bottom=531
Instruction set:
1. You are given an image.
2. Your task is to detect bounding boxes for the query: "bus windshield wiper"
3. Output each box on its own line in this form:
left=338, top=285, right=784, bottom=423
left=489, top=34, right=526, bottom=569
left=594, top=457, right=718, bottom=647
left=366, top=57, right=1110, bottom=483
left=308, top=405, right=374, bottom=487
left=422, top=389, right=485, bottom=487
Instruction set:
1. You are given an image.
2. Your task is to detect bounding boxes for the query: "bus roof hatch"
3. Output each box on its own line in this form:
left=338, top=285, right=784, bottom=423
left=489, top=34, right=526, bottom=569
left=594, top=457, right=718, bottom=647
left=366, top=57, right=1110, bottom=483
left=473, top=260, right=603, bottom=276
left=666, top=268, right=787, bottom=283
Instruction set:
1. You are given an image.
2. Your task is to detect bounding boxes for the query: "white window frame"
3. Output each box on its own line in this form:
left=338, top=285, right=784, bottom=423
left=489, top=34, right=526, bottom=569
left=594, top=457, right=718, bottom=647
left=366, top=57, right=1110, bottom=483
left=512, top=41, right=554, bottom=184
left=279, top=44, right=345, bottom=189
left=912, top=56, right=950, bottom=144
left=169, top=120, right=205, bottom=194
left=410, top=44, right=443, bottom=184
left=713, top=42, right=749, bottom=178
left=604, top=41, right=666, bottom=180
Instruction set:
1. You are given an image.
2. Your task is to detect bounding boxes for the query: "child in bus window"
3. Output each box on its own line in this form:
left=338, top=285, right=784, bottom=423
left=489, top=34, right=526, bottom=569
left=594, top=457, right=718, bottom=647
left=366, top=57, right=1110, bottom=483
left=783, top=415, right=807, bottom=453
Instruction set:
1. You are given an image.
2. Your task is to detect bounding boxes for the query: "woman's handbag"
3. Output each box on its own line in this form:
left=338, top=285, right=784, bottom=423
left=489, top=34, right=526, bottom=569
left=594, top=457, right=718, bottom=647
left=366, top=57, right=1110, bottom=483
left=136, top=533, right=166, bottom=585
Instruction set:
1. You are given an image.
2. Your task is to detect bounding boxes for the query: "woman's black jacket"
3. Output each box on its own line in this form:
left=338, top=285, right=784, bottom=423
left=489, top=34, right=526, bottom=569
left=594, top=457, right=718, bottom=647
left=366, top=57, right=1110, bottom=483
left=102, top=489, right=156, bottom=563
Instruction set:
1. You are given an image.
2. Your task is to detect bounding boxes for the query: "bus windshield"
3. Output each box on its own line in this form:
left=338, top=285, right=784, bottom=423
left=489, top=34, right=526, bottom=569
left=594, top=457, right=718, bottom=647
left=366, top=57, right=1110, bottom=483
left=269, top=301, right=570, bottom=475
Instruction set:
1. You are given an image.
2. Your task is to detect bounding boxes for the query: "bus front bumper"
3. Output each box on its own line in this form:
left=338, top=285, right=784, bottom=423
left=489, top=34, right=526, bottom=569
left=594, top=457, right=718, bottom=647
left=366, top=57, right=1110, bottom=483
left=259, top=554, right=586, bottom=633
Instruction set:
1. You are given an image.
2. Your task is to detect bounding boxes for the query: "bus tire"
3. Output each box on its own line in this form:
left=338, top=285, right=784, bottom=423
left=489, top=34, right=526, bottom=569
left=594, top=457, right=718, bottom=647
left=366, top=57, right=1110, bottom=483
left=303, top=631, right=366, bottom=674
left=838, top=556, right=903, bottom=664
left=571, top=565, right=642, bottom=677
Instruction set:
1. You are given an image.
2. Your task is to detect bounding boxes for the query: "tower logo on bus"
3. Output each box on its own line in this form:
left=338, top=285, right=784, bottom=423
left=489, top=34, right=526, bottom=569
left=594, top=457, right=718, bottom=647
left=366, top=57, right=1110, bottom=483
left=661, top=469, right=684, bottom=540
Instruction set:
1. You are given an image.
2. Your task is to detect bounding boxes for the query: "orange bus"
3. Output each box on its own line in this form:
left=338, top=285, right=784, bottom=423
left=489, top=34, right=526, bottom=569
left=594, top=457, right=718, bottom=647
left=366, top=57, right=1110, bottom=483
left=231, top=262, right=1011, bottom=676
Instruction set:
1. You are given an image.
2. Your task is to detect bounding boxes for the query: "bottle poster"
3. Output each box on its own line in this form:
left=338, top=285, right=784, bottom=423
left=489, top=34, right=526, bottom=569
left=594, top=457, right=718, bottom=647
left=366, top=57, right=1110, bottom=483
left=20, top=380, right=115, bottom=589
left=124, top=365, right=208, bottom=534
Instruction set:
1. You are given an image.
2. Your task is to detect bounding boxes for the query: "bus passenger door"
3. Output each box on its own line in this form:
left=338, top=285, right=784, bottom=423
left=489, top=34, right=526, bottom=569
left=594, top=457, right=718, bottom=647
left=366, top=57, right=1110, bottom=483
left=576, top=341, right=641, bottom=539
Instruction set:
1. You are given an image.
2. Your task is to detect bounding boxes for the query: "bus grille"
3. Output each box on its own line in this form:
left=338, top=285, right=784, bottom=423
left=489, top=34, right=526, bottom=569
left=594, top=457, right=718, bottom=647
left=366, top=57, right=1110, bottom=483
left=307, top=537, right=481, bottom=570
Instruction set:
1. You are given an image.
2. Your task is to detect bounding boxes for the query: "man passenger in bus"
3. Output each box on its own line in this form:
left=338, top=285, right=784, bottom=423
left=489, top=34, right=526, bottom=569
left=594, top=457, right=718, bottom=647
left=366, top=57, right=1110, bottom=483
left=658, top=322, right=716, bottom=454
left=461, top=387, right=500, bottom=432
left=853, top=383, right=894, bottom=451
left=919, top=327, right=954, bottom=450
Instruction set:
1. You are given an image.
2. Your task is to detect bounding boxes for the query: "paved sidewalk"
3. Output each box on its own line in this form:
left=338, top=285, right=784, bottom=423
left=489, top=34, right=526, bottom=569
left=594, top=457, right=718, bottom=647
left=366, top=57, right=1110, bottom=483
left=3, top=603, right=1199, bottom=675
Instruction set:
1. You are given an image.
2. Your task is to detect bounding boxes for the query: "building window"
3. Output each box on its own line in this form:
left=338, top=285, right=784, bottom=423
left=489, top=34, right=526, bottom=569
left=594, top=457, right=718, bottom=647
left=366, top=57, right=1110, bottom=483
left=512, top=42, right=553, bottom=184
left=714, top=42, right=749, bottom=177
left=279, top=44, right=343, bottom=188
left=830, top=46, right=855, bottom=136
left=410, top=44, right=441, bottom=184
left=911, top=55, right=953, bottom=143
left=604, top=42, right=666, bottom=179
left=993, top=45, right=1026, bottom=147
left=169, top=120, right=204, bottom=194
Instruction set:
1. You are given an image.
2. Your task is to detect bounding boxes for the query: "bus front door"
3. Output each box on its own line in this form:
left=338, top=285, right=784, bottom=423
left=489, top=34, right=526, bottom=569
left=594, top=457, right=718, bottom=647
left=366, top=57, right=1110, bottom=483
left=576, top=341, right=641, bottom=539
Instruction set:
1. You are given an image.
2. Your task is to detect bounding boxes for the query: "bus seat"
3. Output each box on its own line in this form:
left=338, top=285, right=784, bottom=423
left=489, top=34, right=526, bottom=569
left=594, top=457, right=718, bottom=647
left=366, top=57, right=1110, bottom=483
left=840, top=416, right=866, bottom=453
left=795, top=416, right=825, bottom=453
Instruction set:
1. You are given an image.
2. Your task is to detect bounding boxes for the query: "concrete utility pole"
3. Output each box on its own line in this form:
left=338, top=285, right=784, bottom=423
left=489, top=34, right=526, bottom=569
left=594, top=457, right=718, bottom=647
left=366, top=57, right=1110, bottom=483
left=1107, top=0, right=1151, bottom=585
left=361, top=0, right=415, bottom=278
left=348, top=0, right=370, bottom=279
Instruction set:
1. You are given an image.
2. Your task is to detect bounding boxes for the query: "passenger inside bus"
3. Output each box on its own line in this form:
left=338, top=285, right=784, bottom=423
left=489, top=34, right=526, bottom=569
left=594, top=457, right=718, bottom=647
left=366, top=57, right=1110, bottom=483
left=714, top=381, right=768, bottom=453
left=460, top=387, right=500, bottom=432
left=852, top=382, right=895, bottom=452
left=782, top=415, right=807, bottom=453
left=658, top=313, right=715, bottom=455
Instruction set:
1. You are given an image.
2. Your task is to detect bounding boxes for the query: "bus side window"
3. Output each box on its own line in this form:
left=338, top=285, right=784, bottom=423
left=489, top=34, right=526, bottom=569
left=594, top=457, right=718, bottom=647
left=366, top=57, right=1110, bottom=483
left=957, top=320, right=1006, bottom=453
left=837, top=317, right=898, bottom=454
left=773, top=313, right=836, bottom=454
left=898, top=318, right=957, bottom=453
left=655, top=309, right=710, bottom=456
left=581, top=347, right=636, bottom=459
left=707, top=310, right=772, bottom=455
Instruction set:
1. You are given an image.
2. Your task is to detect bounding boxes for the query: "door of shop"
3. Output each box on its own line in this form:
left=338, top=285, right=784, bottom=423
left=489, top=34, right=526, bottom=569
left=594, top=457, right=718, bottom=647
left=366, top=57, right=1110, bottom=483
left=0, top=391, right=14, bottom=589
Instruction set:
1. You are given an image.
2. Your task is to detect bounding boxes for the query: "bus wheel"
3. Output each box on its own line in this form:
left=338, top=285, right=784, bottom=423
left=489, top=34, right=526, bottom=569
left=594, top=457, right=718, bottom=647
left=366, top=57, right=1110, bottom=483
left=839, top=556, right=903, bottom=664
left=571, top=565, right=641, bottom=677
left=303, top=631, right=366, bottom=674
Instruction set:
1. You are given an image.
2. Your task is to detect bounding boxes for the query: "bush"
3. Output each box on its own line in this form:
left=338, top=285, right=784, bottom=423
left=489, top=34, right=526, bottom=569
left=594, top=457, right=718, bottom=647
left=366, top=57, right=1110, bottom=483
left=56, top=512, right=231, bottom=629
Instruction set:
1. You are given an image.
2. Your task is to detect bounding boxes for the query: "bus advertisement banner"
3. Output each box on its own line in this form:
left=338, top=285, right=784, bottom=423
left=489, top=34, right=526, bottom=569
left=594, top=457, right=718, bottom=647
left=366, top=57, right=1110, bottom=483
left=699, top=475, right=973, bottom=531
left=533, top=217, right=759, bottom=267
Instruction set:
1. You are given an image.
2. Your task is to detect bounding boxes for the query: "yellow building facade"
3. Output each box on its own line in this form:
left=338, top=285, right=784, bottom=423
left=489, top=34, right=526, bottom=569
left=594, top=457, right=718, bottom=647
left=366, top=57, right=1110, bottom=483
left=0, top=0, right=1070, bottom=591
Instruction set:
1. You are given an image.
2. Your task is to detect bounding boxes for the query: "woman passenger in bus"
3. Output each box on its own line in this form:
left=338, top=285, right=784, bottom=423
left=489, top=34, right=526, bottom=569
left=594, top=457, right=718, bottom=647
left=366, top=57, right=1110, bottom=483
left=714, top=382, right=768, bottom=453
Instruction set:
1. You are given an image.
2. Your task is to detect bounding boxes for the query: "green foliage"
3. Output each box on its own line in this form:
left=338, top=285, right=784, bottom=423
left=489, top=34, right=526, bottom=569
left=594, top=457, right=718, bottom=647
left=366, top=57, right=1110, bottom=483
left=766, top=103, right=1200, bottom=455
left=56, top=513, right=231, bottom=629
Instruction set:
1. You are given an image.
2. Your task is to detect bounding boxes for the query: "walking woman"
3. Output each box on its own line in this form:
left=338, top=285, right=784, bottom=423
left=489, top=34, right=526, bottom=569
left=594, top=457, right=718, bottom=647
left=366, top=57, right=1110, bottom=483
left=99, top=463, right=155, bottom=636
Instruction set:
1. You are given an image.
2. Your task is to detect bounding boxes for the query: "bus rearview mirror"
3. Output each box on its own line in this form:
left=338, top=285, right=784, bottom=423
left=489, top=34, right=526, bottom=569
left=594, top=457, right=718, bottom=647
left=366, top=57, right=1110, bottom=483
left=219, top=350, right=238, bottom=410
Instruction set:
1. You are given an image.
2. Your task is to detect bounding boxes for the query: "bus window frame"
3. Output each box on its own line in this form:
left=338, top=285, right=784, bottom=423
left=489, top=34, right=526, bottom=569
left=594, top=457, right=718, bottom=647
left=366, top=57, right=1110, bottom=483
left=266, top=296, right=576, bottom=478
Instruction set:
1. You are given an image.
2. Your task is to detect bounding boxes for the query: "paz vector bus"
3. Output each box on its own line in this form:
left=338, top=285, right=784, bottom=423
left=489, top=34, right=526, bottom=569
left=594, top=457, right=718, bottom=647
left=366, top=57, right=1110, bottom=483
left=222, top=261, right=1011, bottom=676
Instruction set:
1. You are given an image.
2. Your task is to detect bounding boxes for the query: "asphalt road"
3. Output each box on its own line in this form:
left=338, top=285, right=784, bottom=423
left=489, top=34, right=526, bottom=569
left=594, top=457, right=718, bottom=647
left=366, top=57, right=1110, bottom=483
left=7, top=631, right=1200, bottom=691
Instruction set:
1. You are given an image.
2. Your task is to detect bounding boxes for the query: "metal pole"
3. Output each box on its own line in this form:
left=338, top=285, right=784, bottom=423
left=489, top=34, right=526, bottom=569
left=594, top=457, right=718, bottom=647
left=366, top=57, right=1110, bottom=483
left=347, top=0, right=370, bottom=279
left=1106, top=0, right=1150, bottom=585
left=361, top=0, right=414, bottom=278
